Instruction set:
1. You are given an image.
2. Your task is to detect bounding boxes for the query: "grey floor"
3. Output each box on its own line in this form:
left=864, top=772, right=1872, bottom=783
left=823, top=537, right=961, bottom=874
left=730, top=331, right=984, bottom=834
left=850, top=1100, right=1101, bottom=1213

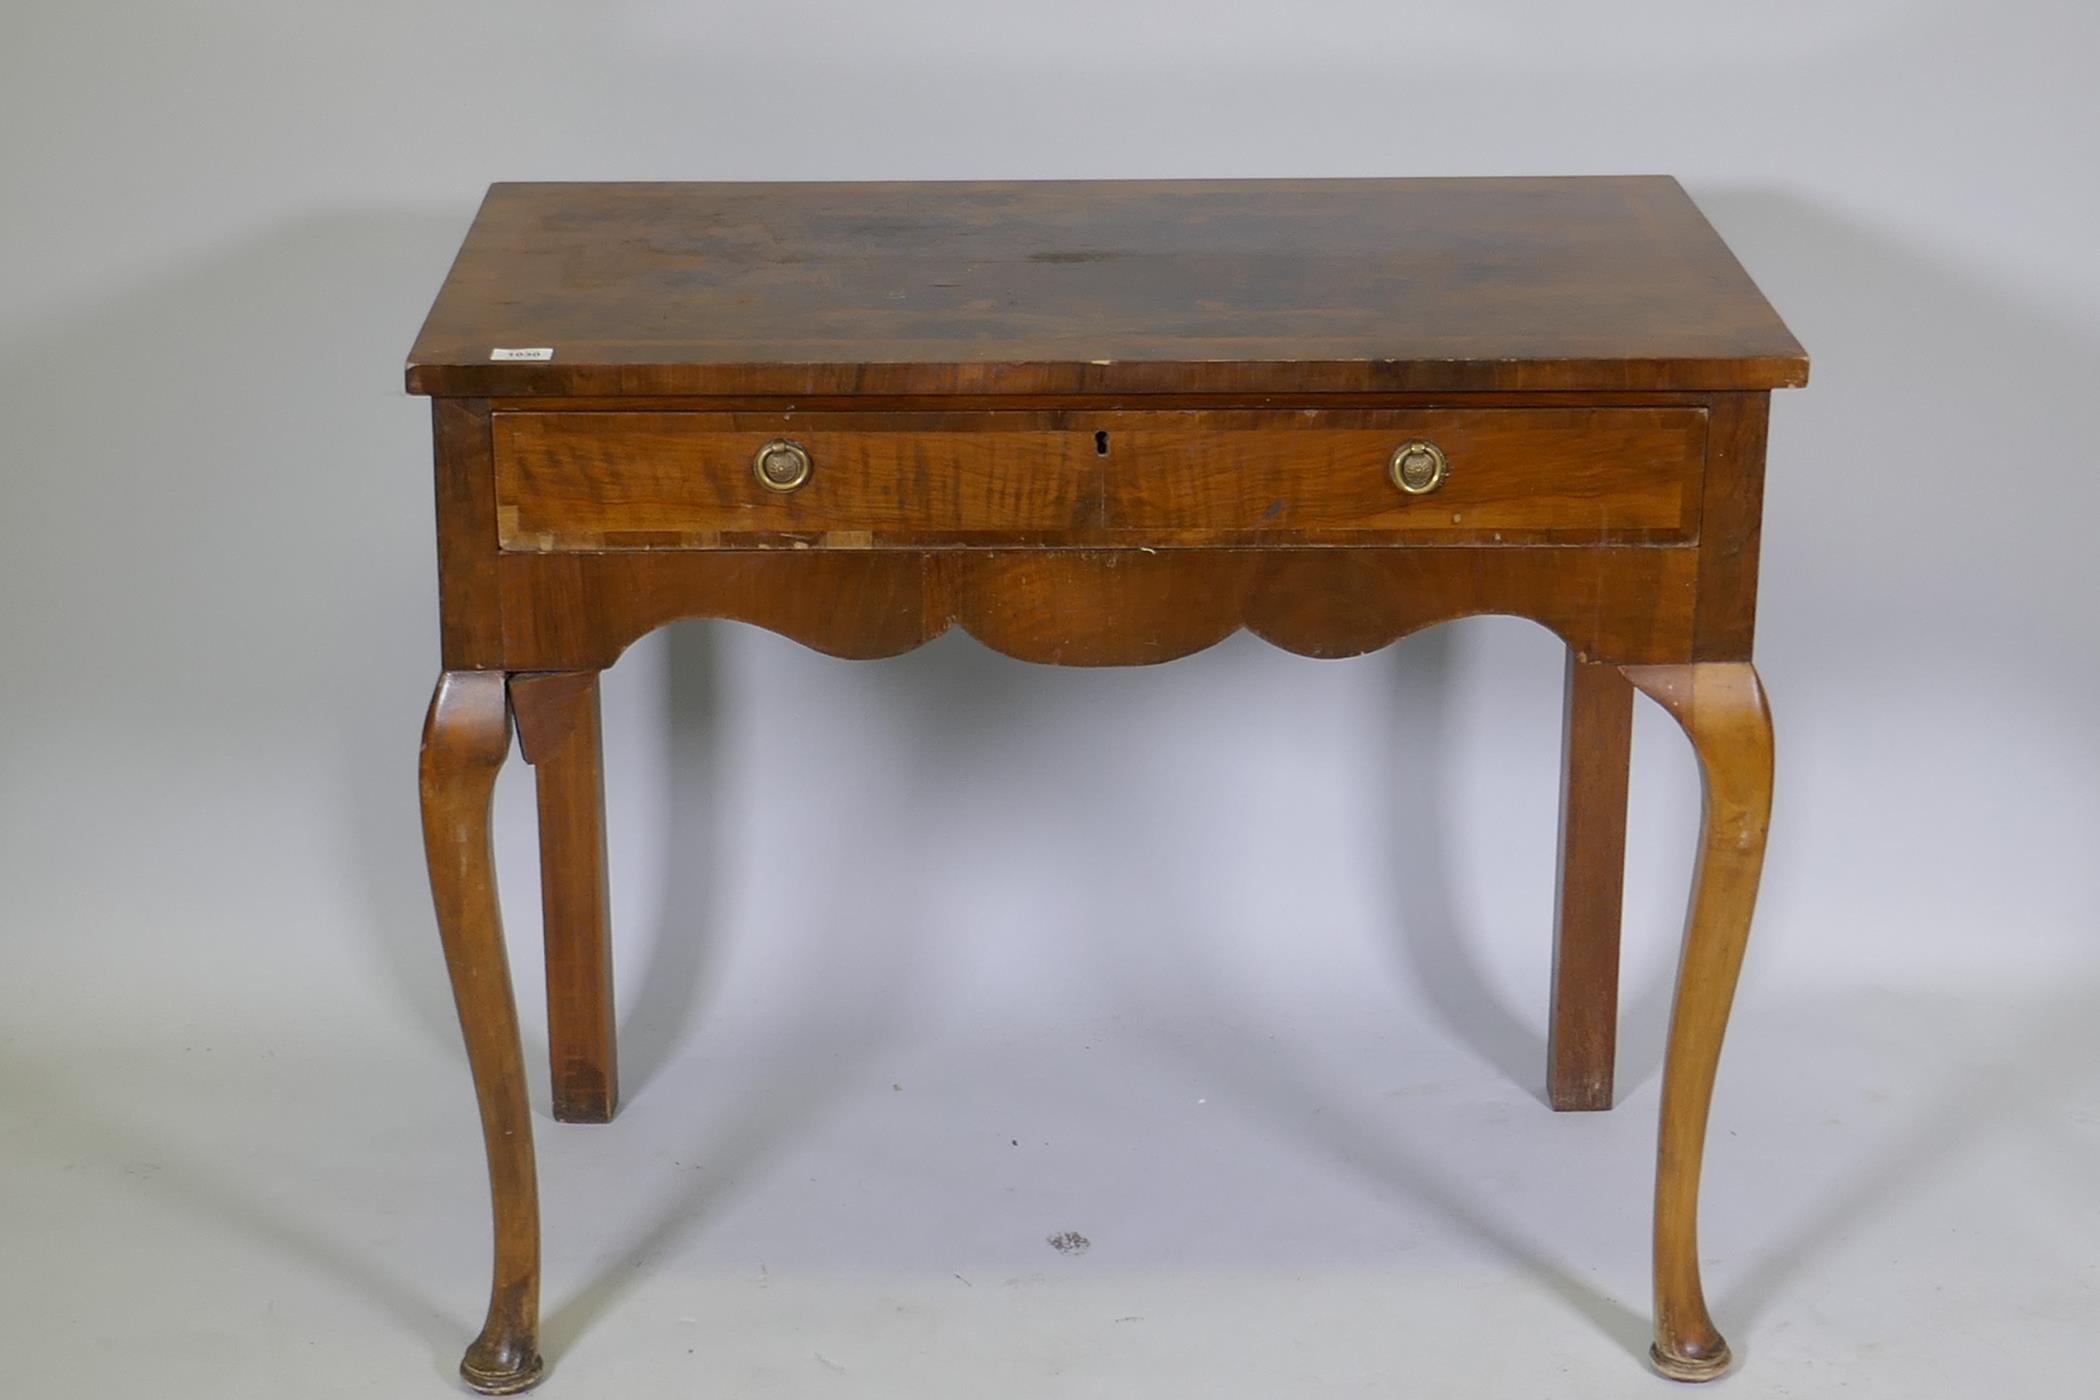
left=4, top=969, right=2092, bottom=1398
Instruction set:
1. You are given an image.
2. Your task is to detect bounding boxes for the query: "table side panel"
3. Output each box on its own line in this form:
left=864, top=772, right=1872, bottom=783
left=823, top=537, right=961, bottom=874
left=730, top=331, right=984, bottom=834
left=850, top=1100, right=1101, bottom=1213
left=1692, top=393, right=1770, bottom=661
left=432, top=397, right=505, bottom=669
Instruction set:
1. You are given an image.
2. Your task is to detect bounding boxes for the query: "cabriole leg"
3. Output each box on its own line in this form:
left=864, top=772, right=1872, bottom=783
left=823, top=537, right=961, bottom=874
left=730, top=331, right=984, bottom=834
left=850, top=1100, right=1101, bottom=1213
left=1620, top=662, right=1773, bottom=1382
left=420, top=672, right=545, bottom=1394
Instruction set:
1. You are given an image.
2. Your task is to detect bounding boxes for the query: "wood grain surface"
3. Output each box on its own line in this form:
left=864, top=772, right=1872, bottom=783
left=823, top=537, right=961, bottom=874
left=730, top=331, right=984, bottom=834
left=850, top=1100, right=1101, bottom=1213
left=491, top=407, right=1706, bottom=550
left=1621, top=662, right=1775, bottom=1382
left=1550, top=656, right=1635, bottom=1111
left=490, top=545, right=1701, bottom=671
left=510, top=671, right=618, bottom=1125
left=419, top=672, right=543, bottom=1394
left=407, top=178, right=1807, bottom=398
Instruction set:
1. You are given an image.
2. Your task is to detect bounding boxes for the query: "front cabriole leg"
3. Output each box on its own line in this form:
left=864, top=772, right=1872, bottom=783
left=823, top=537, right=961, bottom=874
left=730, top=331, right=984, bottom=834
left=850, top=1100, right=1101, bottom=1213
left=1620, top=663, right=1773, bottom=1382
left=420, top=672, right=545, bottom=1393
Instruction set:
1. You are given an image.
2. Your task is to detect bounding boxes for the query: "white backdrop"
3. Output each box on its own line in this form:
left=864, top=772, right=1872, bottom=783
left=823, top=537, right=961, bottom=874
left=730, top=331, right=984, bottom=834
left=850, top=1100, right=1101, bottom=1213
left=4, top=5, right=2096, bottom=1398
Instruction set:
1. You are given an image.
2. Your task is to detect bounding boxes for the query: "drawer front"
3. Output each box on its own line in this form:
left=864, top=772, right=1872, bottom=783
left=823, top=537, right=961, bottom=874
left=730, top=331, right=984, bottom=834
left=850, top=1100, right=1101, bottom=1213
left=492, top=407, right=1706, bottom=550
left=494, top=411, right=1101, bottom=549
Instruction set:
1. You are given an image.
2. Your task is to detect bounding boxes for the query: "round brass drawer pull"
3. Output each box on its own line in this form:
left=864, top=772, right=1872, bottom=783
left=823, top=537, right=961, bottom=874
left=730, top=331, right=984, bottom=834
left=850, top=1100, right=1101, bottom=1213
left=754, top=438, right=812, bottom=492
left=1388, top=439, right=1448, bottom=495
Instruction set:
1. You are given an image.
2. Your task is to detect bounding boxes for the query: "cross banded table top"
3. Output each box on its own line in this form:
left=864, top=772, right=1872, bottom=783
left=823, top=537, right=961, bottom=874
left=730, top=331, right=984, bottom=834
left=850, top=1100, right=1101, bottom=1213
left=406, top=176, right=1807, bottom=400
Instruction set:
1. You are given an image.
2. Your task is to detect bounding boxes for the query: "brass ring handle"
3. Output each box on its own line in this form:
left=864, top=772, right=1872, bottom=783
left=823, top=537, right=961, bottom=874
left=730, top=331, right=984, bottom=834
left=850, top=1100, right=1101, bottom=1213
left=1388, top=439, right=1447, bottom=495
left=754, top=438, right=813, bottom=492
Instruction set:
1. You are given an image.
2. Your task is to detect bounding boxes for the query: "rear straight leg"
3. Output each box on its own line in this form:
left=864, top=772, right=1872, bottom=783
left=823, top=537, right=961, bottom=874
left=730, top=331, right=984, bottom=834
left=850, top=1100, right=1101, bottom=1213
left=1549, top=653, right=1634, bottom=1110
left=511, top=671, right=619, bottom=1124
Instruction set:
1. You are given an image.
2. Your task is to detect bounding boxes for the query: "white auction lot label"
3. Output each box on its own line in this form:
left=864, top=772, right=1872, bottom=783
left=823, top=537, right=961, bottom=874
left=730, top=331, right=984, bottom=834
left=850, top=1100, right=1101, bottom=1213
left=489, top=347, right=553, bottom=362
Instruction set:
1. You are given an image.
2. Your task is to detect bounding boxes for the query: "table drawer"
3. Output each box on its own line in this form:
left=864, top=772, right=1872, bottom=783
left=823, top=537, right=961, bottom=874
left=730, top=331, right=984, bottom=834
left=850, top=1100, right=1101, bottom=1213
left=491, top=407, right=1707, bottom=550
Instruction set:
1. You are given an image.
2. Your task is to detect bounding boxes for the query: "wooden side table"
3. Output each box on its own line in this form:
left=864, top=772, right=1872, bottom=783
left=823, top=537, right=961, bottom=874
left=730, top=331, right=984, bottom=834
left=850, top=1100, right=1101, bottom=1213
left=406, top=177, right=1806, bottom=1392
